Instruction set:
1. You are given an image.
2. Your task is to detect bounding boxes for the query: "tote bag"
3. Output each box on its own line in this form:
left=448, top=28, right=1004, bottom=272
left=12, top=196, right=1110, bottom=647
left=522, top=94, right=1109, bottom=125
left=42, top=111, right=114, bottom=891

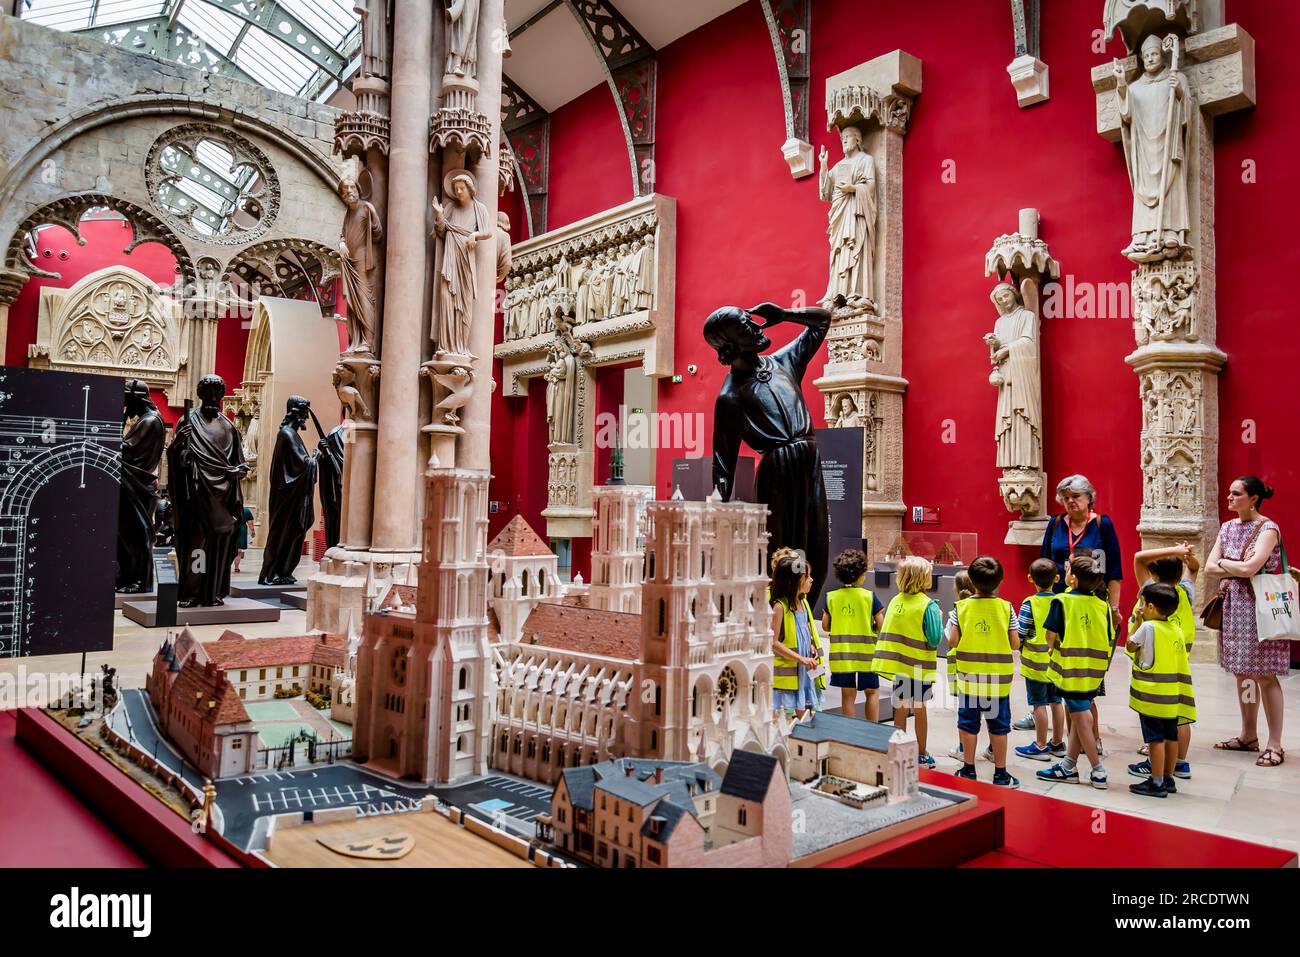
left=1252, top=539, right=1300, bottom=643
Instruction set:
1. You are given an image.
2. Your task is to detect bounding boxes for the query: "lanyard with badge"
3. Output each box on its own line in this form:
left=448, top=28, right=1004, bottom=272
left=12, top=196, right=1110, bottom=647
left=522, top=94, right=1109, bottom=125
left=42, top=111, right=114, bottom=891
left=1066, top=510, right=1097, bottom=560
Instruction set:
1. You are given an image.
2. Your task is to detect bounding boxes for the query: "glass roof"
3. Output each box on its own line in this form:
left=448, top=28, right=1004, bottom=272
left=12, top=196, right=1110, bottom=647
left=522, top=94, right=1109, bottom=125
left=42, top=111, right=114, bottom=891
left=20, top=0, right=360, bottom=100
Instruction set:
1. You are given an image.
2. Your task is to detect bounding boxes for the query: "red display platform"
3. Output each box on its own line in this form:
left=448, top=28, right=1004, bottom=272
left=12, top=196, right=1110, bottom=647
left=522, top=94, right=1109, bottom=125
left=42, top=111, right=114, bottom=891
left=0, top=709, right=146, bottom=868
left=8, top=708, right=245, bottom=868
left=919, top=770, right=1298, bottom=869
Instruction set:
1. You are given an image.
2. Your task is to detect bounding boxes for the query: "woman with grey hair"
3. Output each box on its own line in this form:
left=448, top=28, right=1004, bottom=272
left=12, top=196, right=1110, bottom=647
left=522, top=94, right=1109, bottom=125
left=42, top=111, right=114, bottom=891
left=1039, top=474, right=1124, bottom=613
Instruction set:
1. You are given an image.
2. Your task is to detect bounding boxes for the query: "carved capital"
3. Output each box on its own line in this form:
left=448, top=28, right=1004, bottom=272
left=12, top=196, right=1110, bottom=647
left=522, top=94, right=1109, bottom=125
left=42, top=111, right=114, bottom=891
left=421, top=355, right=475, bottom=428
left=334, top=110, right=391, bottom=159
left=0, top=267, right=27, bottom=305
left=334, top=356, right=380, bottom=425
left=1132, top=260, right=1199, bottom=346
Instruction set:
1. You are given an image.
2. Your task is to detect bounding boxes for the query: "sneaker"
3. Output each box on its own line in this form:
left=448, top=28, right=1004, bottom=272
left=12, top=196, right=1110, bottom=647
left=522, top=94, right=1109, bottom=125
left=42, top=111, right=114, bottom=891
left=1015, top=742, right=1056, bottom=762
left=1137, top=742, right=1150, bottom=756
left=1129, top=777, right=1167, bottom=798
left=1173, top=761, right=1191, bottom=779
left=948, top=744, right=964, bottom=760
left=1090, top=768, right=1109, bottom=790
left=1011, top=712, right=1037, bottom=731
left=1163, top=776, right=1177, bottom=794
left=1047, top=740, right=1067, bottom=757
left=954, top=766, right=977, bottom=781
left=1128, top=759, right=1152, bottom=778
left=981, top=745, right=995, bottom=763
left=992, top=770, right=1021, bottom=790
left=1036, top=762, right=1080, bottom=783
left=919, top=753, right=936, bottom=769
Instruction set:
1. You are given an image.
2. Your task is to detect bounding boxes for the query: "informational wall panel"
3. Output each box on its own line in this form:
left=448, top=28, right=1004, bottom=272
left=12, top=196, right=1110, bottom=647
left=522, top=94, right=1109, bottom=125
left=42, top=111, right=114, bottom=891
left=0, top=366, right=122, bottom=658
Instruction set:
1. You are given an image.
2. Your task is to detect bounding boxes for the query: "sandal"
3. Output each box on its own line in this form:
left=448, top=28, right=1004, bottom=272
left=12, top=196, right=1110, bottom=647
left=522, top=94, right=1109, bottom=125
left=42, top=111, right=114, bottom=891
left=1214, top=736, right=1260, bottom=752
left=1256, top=748, right=1285, bottom=767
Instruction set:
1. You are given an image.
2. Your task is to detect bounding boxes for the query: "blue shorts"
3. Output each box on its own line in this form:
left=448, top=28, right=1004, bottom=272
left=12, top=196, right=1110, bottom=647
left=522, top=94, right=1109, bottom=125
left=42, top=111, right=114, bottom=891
left=891, top=676, right=933, bottom=703
left=1025, top=679, right=1061, bottom=707
left=830, top=671, right=880, bottom=691
left=1061, top=692, right=1097, bottom=714
left=1138, top=713, right=1180, bottom=744
left=957, top=695, right=1011, bottom=735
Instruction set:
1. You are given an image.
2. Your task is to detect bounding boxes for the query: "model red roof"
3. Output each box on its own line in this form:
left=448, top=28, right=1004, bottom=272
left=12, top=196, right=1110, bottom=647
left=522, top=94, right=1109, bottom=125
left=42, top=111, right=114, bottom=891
left=170, top=657, right=249, bottom=726
left=202, top=632, right=347, bottom=671
left=518, top=602, right=640, bottom=661
left=488, top=515, right=554, bottom=558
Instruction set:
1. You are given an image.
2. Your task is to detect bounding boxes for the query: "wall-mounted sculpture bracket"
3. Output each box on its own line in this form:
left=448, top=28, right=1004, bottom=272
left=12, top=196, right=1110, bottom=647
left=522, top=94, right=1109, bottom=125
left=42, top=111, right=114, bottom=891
left=1008, top=0, right=1049, bottom=107
left=760, top=0, right=813, bottom=178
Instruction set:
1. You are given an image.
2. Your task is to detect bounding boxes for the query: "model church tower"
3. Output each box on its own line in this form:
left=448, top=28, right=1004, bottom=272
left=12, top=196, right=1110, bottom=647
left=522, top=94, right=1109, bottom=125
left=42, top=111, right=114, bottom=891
left=589, top=484, right=653, bottom=613
left=352, top=467, right=494, bottom=784
left=626, top=492, right=778, bottom=766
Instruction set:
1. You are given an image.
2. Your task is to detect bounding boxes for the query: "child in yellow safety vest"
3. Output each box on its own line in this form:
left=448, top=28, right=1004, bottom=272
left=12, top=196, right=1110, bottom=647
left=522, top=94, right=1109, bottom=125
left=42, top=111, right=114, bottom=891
left=948, top=556, right=1021, bottom=789
left=872, top=556, right=945, bottom=769
left=821, top=548, right=885, bottom=720
left=944, top=571, right=988, bottom=763
left=1012, top=558, right=1067, bottom=762
left=1035, top=554, right=1114, bottom=789
left=1125, top=582, right=1197, bottom=798
left=1128, top=544, right=1199, bottom=779
left=769, top=547, right=826, bottom=719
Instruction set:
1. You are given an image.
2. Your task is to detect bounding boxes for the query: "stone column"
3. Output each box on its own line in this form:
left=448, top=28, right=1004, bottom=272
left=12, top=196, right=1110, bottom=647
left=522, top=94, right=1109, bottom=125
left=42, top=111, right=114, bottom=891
left=1092, top=4, right=1254, bottom=659
left=370, top=0, right=433, bottom=552
left=0, top=267, right=27, bottom=362
left=813, top=51, right=922, bottom=566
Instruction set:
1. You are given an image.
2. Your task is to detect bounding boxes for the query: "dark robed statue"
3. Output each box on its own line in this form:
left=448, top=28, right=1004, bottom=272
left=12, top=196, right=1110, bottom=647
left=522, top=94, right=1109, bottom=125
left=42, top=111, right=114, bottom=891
left=116, top=380, right=166, bottom=593
left=168, top=374, right=249, bottom=606
left=707, top=302, right=832, bottom=604
left=258, top=397, right=319, bottom=585
left=317, top=424, right=346, bottom=550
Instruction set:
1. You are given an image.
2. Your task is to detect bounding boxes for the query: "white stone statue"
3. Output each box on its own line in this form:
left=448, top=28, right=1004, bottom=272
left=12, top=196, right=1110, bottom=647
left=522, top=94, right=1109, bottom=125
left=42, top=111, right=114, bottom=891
left=495, top=211, right=512, bottom=284
left=1115, top=33, right=1190, bottom=263
left=818, top=124, right=877, bottom=313
left=832, top=394, right=861, bottom=428
left=445, top=0, right=480, bottom=79
left=984, top=280, right=1042, bottom=471
left=544, top=315, right=591, bottom=447
left=432, top=170, right=492, bottom=356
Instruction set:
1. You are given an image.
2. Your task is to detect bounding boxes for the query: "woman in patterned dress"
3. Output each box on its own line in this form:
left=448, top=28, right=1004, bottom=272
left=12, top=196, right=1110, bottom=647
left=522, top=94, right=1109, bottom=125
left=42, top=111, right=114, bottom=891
left=1205, top=476, right=1287, bottom=767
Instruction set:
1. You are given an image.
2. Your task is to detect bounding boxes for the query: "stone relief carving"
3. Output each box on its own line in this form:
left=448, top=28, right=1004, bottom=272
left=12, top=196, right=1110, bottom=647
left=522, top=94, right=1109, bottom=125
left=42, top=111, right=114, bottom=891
left=1115, top=34, right=1192, bottom=263
left=29, top=265, right=198, bottom=406
left=144, top=124, right=280, bottom=246
left=501, top=212, right=659, bottom=343
left=1133, top=259, right=1197, bottom=344
left=1139, top=368, right=1204, bottom=514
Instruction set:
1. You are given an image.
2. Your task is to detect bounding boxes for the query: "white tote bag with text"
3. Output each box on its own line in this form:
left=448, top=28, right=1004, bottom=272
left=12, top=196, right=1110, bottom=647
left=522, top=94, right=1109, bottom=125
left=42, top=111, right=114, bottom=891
left=1252, top=541, right=1300, bottom=643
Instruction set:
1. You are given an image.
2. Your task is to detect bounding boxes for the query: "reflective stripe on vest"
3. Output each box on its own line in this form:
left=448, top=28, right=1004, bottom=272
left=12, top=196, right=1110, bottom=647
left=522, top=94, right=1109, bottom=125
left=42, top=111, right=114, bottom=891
left=872, top=592, right=936, bottom=681
left=954, top=597, right=1015, bottom=697
left=826, top=586, right=877, bottom=674
left=1019, top=593, right=1055, bottom=683
left=1048, top=593, right=1113, bottom=694
left=1128, top=618, right=1197, bottom=721
left=774, top=598, right=822, bottom=692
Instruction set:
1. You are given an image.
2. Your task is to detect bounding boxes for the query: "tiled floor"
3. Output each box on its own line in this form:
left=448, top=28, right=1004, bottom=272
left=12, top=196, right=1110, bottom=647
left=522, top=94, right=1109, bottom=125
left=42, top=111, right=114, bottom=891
left=5, top=567, right=1297, bottom=856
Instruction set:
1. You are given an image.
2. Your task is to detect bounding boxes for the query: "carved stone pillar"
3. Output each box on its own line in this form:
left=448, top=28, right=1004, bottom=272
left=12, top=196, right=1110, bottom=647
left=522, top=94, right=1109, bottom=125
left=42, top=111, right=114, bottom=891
left=984, top=208, right=1059, bottom=545
left=1092, top=1, right=1253, bottom=659
left=0, top=267, right=27, bottom=364
left=813, top=51, right=922, bottom=566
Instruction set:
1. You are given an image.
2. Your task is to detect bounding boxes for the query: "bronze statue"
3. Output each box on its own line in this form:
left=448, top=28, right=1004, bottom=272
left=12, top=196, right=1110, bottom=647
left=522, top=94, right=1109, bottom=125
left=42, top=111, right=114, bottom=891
left=258, top=397, right=319, bottom=585
left=706, top=302, right=832, bottom=604
left=116, top=379, right=166, bottom=593
left=318, top=424, right=346, bottom=550
left=168, top=374, right=249, bottom=607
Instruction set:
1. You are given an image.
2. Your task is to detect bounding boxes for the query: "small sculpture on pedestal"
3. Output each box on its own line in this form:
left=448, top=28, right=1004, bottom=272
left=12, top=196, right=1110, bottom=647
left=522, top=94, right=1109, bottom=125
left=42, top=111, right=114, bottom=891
left=432, top=170, right=493, bottom=357
left=1115, top=33, right=1190, bottom=263
left=168, top=374, right=249, bottom=607
left=545, top=314, right=591, bottom=447
left=445, top=0, right=480, bottom=79
left=258, top=397, right=319, bottom=586
left=116, top=380, right=166, bottom=593
left=984, top=281, right=1042, bottom=474
left=338, top=178, right=384, bottom=355
left=818, top=124, right=877, bottom=316
left=706, top=301, right=831, bottom=605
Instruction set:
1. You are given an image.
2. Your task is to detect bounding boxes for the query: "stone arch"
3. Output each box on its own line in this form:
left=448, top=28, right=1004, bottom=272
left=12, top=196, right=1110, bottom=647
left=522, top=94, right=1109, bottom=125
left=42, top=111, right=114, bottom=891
left=224, top=237, right=342, bottom=298
left=6, top=193, right=195, bottom=286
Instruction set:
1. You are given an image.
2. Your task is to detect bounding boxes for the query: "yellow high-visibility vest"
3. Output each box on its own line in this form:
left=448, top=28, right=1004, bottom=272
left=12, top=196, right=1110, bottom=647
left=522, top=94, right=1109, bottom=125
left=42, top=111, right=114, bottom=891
left=825, top=586, right=878, bottom=675
left=1019, top=593, right=1055, bottom=684
left=1130, top=584, right=1196, bottom=653
left=954, top=597, right=1015, bottom=698
left=773, top=598, right=824, bottom=692
left=871, top=592, right=936, bottom=682
left=1048, top=592, right=1112, bottom=694
left=1127, top=618, right=1197, bottom=723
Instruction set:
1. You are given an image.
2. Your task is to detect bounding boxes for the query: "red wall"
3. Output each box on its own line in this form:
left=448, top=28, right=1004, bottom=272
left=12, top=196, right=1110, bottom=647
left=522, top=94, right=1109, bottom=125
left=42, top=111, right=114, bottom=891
left=488, top=0, right=1300, bottom=600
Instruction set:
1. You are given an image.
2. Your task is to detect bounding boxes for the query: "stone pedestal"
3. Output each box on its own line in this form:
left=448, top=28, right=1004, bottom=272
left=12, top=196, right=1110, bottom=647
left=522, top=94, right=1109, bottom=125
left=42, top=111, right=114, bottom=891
left=813, top=50, right=921, bottom=566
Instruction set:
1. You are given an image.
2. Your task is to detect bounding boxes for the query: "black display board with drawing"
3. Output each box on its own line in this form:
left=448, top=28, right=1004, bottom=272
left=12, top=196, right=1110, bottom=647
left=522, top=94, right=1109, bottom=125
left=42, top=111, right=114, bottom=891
left=0, top=366, right=122, bottom=658
left=815, top=426, right=865, bottom=617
